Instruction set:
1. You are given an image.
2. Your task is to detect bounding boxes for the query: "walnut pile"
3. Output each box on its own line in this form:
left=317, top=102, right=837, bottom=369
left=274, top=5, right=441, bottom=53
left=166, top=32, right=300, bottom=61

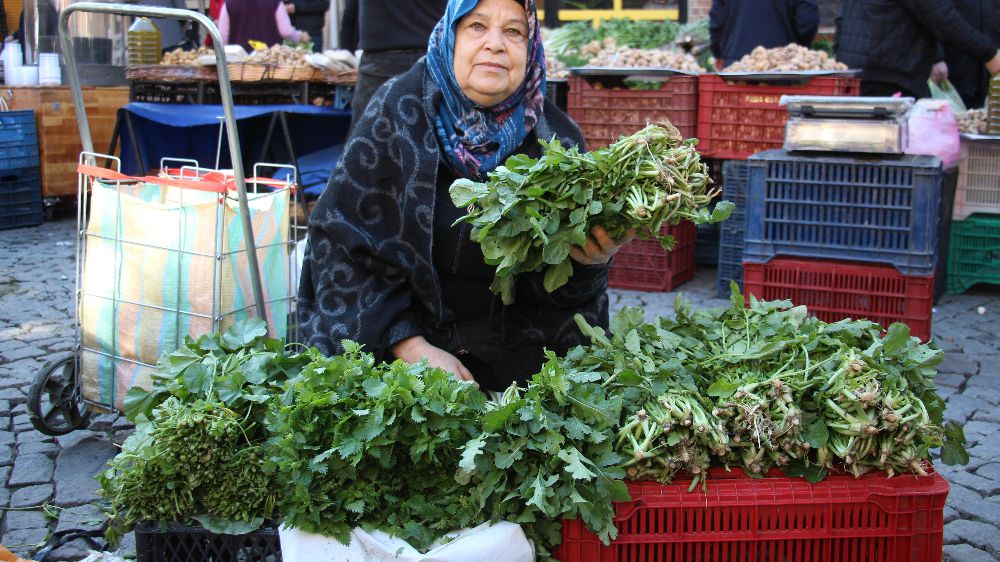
left=957, top=108, right=988, bottom=134
left=160, top=47, right=213, bottom=66
left=246, top=45, right=309, bottom=65
left=582, top=37, right=703, bottom=72
left=723, top=44, right=848, bottom=72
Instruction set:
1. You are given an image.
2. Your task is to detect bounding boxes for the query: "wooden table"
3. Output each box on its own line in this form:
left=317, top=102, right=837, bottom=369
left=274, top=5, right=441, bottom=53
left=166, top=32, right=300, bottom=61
left=3, top=86, right=130, bottom=199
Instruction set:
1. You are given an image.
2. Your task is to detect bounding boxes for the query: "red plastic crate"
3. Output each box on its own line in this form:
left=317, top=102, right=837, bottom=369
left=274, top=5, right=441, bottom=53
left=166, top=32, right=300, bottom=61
left=609, top=221, right=695, bottom=292
left=557, top=467, right=949, bottom=562
left=696, top=75, right=860, bottom=160
left=742, top=257, right=933, bottom=341
left=568, top=74, right=699, bottom=149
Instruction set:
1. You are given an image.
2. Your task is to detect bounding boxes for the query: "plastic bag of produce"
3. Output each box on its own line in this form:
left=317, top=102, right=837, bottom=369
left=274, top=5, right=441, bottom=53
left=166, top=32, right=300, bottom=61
left=928, top=79, right=967, bottom=115
left=278, top=522, right=534, bottom=562
left=905, top=98, right=960, bottom=168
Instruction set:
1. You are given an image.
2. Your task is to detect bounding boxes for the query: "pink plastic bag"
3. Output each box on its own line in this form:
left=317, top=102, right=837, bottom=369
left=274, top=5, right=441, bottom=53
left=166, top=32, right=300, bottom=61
left=905, top=99, right=960, bottom=168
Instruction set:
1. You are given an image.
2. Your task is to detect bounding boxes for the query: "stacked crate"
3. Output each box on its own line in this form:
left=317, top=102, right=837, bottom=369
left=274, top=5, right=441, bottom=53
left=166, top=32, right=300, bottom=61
left=702, top=75, right=860, bottom=288
left=568, top=72, right=699, bottom=291
left=947, top=137, right=1000, bottom=294
left=733, top=151, right=942, bottom=341
left=0, top=110, right=42, bottom=229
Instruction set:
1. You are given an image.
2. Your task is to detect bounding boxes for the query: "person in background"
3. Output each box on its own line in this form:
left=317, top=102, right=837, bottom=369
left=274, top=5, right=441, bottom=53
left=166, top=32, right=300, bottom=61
left=940, top=0, right=1000, bottom=108
left=342, top=0, right=449, bottom=132
left=145, top=0, right=199, bottom=53
left=284, top=0, right=327, bottom=52
left=299, top=0, right=631, bottom=390
left=218, top=0, right=308, bottom=52
left=709, top=0, right=819, bottom=70
left=837, top=0, right=1000, bottom=98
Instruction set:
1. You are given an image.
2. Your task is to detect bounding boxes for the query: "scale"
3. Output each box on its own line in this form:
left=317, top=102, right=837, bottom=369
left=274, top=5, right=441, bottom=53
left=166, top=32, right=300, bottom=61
left=781, top=96, right=914, bottom=154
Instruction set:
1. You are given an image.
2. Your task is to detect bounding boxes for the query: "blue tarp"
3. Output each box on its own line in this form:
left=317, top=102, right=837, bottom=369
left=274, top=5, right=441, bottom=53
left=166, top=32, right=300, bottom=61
left=116, top=102, right=350, bottom=179
left=273, top=143, right=343, bottom=196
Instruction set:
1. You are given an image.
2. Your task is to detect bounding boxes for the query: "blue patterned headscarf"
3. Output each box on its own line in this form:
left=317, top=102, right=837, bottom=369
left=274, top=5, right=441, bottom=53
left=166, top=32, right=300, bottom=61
left=426, top=0, right=547, bottom=180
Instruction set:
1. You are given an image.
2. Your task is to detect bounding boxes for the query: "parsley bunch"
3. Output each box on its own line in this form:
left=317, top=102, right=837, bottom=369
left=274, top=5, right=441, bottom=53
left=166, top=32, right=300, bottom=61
left=267, top=342, right=488, bottom=550
left=450, top=123, right=733, bottom=304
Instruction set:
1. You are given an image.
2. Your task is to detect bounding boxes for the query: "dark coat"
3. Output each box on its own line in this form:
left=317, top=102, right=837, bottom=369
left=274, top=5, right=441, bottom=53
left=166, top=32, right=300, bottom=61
left=710, top=0, right=820, bottom=64
left=298, top=60, right=608, bottom=386
left=943, top=0, right=1000, bottom=108
left=837, top=0, right=998, bottom=98
left=287, top=0, right=327, bottom=36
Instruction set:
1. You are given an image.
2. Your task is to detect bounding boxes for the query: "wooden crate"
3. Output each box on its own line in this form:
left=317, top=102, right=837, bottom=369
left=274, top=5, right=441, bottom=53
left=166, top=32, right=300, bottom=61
left=5, top=86, right=129, bottom=198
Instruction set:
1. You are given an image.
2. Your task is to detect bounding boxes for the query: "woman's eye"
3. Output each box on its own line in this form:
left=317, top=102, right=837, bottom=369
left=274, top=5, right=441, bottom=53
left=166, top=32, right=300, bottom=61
left=506, top=27, right=524, bottom=36
left=469, top=22, right=486, bottom=31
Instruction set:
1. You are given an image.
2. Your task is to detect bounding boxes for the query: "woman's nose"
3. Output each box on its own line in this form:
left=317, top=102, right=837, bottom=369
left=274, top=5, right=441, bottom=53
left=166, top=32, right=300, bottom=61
left=483, top=26, right=506, bottom=51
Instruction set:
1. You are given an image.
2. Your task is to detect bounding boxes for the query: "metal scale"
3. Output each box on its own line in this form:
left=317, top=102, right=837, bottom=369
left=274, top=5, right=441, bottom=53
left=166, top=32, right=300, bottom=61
left=780, top=95, right=915, bottom=154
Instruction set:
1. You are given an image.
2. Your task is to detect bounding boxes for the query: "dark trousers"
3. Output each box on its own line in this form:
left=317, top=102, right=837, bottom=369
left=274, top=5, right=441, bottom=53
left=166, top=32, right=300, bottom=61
left=860, top=80, right=923, bottom=99
left=349, top=49, right=426, bottom=134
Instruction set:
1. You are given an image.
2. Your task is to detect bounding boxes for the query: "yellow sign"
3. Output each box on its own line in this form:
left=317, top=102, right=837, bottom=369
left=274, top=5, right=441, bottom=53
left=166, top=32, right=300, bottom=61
left=538, top=0, right=679, bottom=26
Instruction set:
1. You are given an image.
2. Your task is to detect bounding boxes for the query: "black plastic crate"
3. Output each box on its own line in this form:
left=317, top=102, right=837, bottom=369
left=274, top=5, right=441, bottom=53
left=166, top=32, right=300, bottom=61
left=135, top=521, right=282, bottom=562
left=0, top=110, right=40, bottom=171
left=0, top=166, right=42, bottom=230
left=130, top=80, right=353, bottom=109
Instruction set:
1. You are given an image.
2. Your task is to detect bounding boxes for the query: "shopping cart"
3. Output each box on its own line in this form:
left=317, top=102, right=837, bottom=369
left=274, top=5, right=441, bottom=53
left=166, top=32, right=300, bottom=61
left=27, top=3, right=302, bottom=435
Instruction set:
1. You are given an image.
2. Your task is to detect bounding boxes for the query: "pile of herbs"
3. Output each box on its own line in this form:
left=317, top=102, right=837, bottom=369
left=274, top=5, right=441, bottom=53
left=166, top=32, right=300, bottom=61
left=457, top=352, right=629, bottom=560
left=98, top=319, right=309, bottom=544
left=450, top=122, right=733, bottom=304
left=567, top=284, right=967, bottom=489
left=265, top=342, right=488, bottom=550
left=544, top=19, right=681, bottom=66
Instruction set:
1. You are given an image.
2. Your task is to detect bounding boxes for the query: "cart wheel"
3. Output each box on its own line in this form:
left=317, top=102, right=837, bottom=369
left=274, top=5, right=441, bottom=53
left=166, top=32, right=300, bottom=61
left=28, top=353, right=91, bottom=436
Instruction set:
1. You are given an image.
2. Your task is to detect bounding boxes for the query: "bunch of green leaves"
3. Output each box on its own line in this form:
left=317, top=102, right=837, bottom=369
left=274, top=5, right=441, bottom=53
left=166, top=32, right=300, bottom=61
left=456, top=353, right=629, bottom=561
left=562, top=283, right=966, bottom=487
left=596, top=18, right=680, bottom=50
left=98, top=397, right=276, bottom=544
left=99, top=319, right=312, bottom=543
left=543, top=21, right=599, bottom=57
left=266, top=342, right=487, bottom=550
left=123, top=318, right=311, bottom=430
left=450, top=122, right=733, bottom=304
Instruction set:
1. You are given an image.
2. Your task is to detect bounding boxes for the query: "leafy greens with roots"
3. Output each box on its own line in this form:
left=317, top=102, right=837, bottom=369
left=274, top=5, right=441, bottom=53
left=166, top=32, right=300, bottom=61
left=450, top=122, right=733, bottom=304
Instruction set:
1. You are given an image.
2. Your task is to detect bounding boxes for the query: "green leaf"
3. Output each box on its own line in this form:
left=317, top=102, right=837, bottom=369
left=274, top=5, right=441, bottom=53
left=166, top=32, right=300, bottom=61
left=459, top=436, right=487, bottom=474
left=706, top=380, right=739, bottom=398
left=881, top=323, right=911, bottom=355
left=221, top=318, right=268, bottom=350
left=941, top=441, right=969, bottom=466
left=123, top=387, right=161, bottom=421
left=449, top=178, right=485, bottom=207
left=801, top=416, right=830, bottom=449
left=557, top=447, right=597, bottom=480
left=543, top=260, right=574, bottom=293
left=483, top=402, right=519, bottom=432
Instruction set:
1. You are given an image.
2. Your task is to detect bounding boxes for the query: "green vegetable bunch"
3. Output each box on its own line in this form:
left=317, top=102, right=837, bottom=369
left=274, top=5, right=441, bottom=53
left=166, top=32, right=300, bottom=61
left=597, top=18, right=680, bottom=50
left=266, top=342, right=487, bottom=551
left=98, top=319, right=311, bottom=543
left=567, top=284, right=967, bottom=487
left=457, top=353, right=629, bottom=559
left=99, top=398, right=276, bottom=544
left=450, top=123, right=733, bottom=304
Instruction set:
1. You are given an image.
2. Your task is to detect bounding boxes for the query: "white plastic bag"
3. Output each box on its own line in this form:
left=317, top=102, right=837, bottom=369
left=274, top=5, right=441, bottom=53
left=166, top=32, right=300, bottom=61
left=905, top=98, right=960, bottom=168
left=279, top=522, right=534, bottom=562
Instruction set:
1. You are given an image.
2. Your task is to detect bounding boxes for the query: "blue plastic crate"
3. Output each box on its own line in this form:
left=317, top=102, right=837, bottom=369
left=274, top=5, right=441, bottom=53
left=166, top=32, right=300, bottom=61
left=716, top=160, right=749, bottom=296
left=0, top=166, right=43, bottom=230
left=742, top=151, right=942, bottom=276
left=0, top=110, right=40, bottom=170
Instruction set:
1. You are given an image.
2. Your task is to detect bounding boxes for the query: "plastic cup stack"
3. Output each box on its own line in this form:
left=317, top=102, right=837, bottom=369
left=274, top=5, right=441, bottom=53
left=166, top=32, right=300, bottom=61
left=38, top=53, right=61, bottom=85
left=3, top=42, right=23, bottom=85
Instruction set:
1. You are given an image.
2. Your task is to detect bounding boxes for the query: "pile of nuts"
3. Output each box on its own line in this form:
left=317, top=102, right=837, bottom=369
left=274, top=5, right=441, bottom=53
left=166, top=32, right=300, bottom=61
left=723, top=44, right=848, bottom=72
left=160, top=47, right=213, bottom=65
left=247, top=45, right=309, bottom=65
left=957, top=108, right=988, bottom=134
left=547, top=57, right=570, bottom=79
left=582, top=37, right=703, bottom=72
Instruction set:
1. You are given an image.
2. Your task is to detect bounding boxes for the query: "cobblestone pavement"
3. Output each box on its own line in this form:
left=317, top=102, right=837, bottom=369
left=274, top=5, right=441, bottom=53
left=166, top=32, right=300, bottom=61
left=1, top=214, right=998, bottom=561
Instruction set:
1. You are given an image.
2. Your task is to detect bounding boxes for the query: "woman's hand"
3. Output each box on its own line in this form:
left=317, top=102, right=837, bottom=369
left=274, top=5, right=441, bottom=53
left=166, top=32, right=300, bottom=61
left=391, top=336, right=478, bottom=386
left=569, top=226, right=635, bottom=266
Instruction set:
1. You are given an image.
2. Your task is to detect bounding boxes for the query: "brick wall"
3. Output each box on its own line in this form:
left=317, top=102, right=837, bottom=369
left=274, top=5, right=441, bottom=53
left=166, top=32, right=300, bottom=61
left=688, top=0, right=712, bottom=22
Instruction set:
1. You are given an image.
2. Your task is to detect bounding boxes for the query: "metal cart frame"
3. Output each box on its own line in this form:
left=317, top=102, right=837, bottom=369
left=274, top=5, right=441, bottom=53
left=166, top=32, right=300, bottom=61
left=27, top=3, right=283, bottom=435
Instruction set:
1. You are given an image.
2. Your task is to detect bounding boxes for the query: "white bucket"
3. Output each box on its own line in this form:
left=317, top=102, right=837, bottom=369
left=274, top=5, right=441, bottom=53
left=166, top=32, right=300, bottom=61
left=38, top=53, right=60, bottom=85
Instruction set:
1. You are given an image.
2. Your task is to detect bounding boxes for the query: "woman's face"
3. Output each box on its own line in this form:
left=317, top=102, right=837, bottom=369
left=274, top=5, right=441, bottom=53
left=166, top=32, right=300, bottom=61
left=452, top=0, right=529, bottom=107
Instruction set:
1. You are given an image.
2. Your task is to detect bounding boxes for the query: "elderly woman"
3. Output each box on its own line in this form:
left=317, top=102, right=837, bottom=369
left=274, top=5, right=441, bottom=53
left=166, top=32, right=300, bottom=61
left=298, top=0, right=629, bottom=390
